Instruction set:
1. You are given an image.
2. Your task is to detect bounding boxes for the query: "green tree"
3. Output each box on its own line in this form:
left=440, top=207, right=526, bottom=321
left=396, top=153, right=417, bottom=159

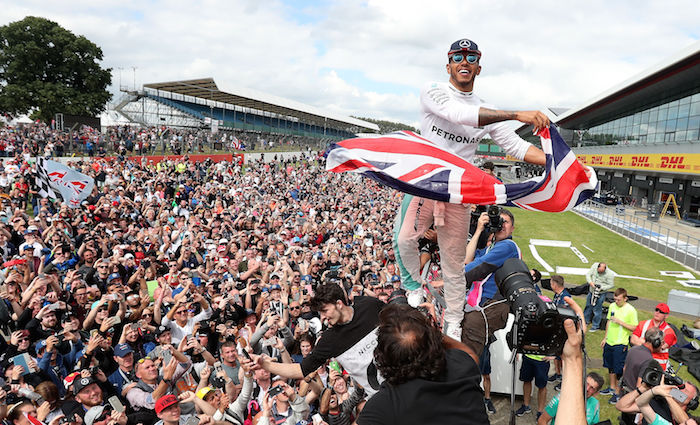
left=0, top=16, right=112, bottom=122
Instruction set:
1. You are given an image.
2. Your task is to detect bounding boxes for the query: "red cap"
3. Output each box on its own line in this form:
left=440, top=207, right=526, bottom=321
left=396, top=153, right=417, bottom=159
left=655, top=303, right=670, bottom=314
left=155, top=394, right=178, bottom=414
left=63, top=371, right=81, bottom=389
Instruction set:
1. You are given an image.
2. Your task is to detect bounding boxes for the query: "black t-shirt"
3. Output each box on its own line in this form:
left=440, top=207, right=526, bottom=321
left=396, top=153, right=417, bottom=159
left=358, top=349, right=488, bottom=425
left=622, top=344, right=653, bottom=389
left=301, top=296, right=384, bottom=396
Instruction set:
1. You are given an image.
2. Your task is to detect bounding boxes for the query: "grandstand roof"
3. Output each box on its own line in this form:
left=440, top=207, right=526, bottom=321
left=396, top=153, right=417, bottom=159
left=555, top=40, right=700, bottom=129
left=143, top=78, right=379, bottom=132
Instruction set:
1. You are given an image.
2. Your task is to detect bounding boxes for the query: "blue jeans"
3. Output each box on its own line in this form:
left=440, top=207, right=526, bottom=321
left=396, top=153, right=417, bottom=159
left=584, top=291, right=605, bottom=330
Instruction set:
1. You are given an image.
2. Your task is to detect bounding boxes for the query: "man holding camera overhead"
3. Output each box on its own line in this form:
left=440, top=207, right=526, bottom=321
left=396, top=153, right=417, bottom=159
left=393, top=37, right=549, bottom=341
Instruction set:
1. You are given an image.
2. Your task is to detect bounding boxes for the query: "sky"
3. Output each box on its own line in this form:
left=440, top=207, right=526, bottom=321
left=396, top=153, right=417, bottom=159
left=1, top=0, right=699, bottom=128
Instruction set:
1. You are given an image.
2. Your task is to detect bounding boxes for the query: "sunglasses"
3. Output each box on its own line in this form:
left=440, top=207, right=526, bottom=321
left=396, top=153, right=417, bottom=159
left=17, top=337, right=29, bottom=343
left=137, top=356, right=153, bottom=364
left=450, top=52, right=480, bottom=64
left=176, top=310, right=187, bottom=315
left=289, top=306, right=300, bottom=310
left=142, top=313, right=153, bottom=317
left=655, top=308, right=669, bottom=314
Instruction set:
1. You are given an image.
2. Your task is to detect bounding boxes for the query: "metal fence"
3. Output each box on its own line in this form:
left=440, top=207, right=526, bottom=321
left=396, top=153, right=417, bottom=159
left=574, top=199, right=700, bottom=272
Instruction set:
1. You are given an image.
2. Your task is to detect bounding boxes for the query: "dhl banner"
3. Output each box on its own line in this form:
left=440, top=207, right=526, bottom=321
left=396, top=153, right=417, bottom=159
left=575, top=153, right=700, bottom=174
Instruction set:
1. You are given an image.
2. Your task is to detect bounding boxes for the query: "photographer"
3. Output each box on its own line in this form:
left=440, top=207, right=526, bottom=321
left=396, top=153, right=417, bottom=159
left=583, top=262, right=615, bottom=331
left=616, top=328, right=690, bottom=425
left=617, top=380, right=698, bottom=425
left=460, top=207, right=518, bottom=356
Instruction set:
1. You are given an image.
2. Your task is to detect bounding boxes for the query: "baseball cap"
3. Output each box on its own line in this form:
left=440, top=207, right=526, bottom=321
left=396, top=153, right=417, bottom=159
left=107, top=273, right=122, bottom=282
left=84, top=406, right=108, bottom=425
left=655, top=303, right=670, bottom=314
left=114, top=343, right=133, bottom=357
left=35, top=339, right=47, bottom=355
left=270, top=284, right=281, bottom=291
left=73, top=377, right=95, bottom=395
left=448, top=38, right=481, bottom=56
left=155, top=325, right=170, bottom=337
left=63, top=371, right=81, bottom=390
left=155, top=394, right=178, bottom=414
left=196, top=387, right=214, bottom=400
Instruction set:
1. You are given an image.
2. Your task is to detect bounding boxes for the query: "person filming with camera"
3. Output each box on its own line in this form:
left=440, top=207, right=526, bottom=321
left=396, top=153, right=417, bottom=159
left=461, top=207, right=519, bottom=357
left=616, top=328, right=699, bottom=425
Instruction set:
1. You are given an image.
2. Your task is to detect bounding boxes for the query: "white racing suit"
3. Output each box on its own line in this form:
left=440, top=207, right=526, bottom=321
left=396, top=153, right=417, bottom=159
left=394, top=81, right=533, bottom=328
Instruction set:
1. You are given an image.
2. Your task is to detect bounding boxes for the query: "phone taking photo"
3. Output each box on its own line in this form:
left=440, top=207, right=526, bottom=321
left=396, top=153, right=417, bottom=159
left=108, top=395, right=125, bottom=413
left=670, top=387, right=688, bottom=404
left=268, top=385, right=284, bottom=398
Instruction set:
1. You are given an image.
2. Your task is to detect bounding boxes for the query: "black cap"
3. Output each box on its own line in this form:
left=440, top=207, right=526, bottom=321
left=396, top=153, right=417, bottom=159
left=155, top=325, right=170, bottom=337
left=73, top=377, right=95, bottom=395
left=448, top=38, right=481, bottom=56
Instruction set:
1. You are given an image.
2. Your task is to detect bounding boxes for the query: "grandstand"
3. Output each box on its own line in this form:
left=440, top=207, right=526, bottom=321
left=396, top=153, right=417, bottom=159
left=515, top=41, right=700, bottom=218
left=112, top=77, right=379, bottom=144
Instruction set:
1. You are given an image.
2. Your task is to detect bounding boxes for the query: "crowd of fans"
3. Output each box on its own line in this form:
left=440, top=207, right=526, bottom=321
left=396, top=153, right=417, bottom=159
left=0, top=150, right=410, bottom=425
left=0, top=118, right=330, bottom=159
left=0, top=122, right=698, bottom=425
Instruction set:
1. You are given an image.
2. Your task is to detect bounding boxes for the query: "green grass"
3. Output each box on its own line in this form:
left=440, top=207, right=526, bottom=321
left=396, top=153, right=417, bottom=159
left=511, top=210, right=699, bottom=422
left=511, top=210, right=700, bottom=298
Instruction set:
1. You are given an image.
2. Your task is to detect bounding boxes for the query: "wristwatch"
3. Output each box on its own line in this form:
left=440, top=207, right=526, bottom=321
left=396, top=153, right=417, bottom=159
left=162, top=378, right=172, bottom=385
left=636, top=387, right=643, bottom=396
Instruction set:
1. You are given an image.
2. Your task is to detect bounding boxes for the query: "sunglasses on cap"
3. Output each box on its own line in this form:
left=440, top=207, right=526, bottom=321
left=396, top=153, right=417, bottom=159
left=450, top=52, right=480, bottom=64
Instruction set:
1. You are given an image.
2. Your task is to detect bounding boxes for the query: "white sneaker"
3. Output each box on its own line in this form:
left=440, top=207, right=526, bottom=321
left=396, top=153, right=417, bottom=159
left=406, top=287, right=425, bottom=308
left=444, top=321, right=462, bottom=341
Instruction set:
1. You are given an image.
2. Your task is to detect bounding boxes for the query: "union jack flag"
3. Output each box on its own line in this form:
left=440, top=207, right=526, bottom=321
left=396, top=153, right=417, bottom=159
left=231, top=135, right=241, bottom=150
left=325, top=125, right=597, bottom=212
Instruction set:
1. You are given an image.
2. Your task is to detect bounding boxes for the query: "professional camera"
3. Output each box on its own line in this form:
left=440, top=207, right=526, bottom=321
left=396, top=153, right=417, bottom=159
left=494, top=258, right=579, bottom=356
left=472, top=205, right=504, bottom=233
left=641, top=360, right=685, bottom=388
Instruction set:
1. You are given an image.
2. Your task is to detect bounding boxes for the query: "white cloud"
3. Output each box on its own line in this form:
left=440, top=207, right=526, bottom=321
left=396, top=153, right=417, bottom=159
left=1, top=0, right=698, bottom=126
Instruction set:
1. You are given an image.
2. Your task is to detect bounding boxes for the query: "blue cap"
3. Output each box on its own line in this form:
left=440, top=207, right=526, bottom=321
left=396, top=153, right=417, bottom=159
left=35, top=339, right=47, bottom=354
left=270, top=284, right=281, bottom=291
left=114, top=343, right=133, bottom=357
left=292, top=236, right=301, bottom=243
left=301, top=275, right=312, bottom=282
left=448, top=38, right=481, bottom=56
left=391, top=275, right=400, bottom=282
left=107, top=273, right=122, bottom=282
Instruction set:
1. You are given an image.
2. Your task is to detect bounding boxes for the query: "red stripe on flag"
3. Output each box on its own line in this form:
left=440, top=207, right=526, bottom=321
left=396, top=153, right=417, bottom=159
left=399, top=163, right=443, bottom=181
left=339, top=138, right=476, bottom=170
left=525, top=163, right=590, bottom=211
left=329, top=159, right=376, bottom=173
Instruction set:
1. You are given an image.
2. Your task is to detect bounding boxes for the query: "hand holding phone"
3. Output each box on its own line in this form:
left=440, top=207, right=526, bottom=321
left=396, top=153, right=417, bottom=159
left=108, top=395, right=125, bottom=413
